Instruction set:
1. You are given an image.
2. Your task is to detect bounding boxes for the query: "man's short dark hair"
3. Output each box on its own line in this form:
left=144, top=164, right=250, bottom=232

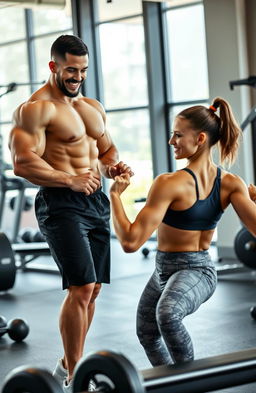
left=51, top=34, right=89, bottom=60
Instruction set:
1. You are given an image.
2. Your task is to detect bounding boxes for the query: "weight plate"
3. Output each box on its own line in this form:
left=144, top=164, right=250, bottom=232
left=2, top=366, right=63, bottom=393
left=73, top=350, right=145, bottom=393
left=250, top=306, right=256, bottom=320
left=0, top=232, right=16, bottom=291
left=234, top=227, right=256, bottom=269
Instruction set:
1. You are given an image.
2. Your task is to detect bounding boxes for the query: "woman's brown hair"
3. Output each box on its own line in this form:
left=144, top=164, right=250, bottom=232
left=177, top=97, right=242, bottom=166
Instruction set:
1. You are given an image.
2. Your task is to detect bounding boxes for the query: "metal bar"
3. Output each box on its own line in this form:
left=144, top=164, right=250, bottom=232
left=143, top=1, right=171, bottom=176
left=142, top=348, right=256, bottom=393
left=251, top=117, right=256, bottom=184
left=105, top=105, right=149, bottom=113
left=163, top=1, right=203, bottom=13
left=95, top=12, right=142, bottom=25
left=167, top=99, right=208, bottom=107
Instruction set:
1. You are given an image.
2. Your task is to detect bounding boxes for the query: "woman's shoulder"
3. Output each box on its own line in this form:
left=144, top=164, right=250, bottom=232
left=220, top=168, right=246, bottom=190
left=153, top=170, right=191, bottom=194
left=155, top=169, right=188, bottom=182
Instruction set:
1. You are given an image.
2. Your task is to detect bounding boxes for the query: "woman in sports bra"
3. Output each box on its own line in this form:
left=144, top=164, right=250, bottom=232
left=110, top=97, right=256, bottom=366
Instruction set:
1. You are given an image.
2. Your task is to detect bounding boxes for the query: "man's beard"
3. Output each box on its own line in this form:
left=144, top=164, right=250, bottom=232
left=56, top=75, right=84, bottom=98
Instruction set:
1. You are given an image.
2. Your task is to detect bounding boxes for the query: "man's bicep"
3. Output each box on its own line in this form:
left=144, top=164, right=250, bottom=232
left=9, top=126, right=46, bottom=158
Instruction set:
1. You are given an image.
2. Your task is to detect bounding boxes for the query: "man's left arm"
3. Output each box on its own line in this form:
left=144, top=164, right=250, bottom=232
left=98, top=136, right=134, bottom=179
left=87, top=98, right=134, bottom=179
left=97, top=131, right=119, bottom=179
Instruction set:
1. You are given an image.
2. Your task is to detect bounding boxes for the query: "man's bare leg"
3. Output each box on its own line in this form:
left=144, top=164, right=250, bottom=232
left=87, top=283, right=101, bottom=330
left=59, top=283, right=101, bottom=380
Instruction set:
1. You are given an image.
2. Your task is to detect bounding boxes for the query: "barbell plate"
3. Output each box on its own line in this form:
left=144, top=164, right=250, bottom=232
left=73, top=350, right=145, bottom=393
left=234, top=227, right=256, bottom=269
left=2, top=366, right=63, bottom=393
left=0, top=232, right=16, bottom=291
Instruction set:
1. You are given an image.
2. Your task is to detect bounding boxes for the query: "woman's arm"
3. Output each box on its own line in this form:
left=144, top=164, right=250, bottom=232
left=110, top=173, right=175, bottom=252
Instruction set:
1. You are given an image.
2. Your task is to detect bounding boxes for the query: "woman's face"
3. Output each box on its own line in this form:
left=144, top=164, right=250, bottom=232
left=169, top=117, right=200, bottom=160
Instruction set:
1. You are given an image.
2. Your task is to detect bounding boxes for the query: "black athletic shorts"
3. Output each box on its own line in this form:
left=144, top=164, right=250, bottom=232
left=35, top=187, right=111, bottom=290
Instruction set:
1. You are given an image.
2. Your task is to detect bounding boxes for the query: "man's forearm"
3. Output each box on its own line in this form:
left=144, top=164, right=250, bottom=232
left=13, top=152, right=72, bottom=188
left=98, top=145, right=119, bottom=178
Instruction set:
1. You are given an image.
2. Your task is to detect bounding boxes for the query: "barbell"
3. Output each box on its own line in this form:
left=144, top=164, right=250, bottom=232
left=2, top=347, right=256, bottom=393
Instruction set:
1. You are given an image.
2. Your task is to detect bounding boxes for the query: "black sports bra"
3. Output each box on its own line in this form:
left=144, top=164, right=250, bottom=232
left=162, top=167, right=224, bottom=230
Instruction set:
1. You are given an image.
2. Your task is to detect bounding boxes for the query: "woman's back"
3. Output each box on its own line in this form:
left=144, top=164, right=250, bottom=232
left=157, top=166, right=242, bottom=252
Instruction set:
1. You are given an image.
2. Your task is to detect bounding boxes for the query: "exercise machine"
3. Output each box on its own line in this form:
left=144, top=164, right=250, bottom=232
left=2, top=347, right=256, bottom=392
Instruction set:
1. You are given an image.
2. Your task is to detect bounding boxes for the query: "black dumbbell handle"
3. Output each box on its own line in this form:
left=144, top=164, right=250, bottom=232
left=0, top=326, right=7, bottom=334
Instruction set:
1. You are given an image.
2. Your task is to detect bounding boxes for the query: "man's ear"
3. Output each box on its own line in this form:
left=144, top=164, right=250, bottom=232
left=49, top=61, right=56, bottom=73
left=197, top=132, right=207, bottom=146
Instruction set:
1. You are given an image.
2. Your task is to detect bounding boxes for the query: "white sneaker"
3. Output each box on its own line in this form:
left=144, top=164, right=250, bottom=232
left=52, top=358, right=68, bottom=386
left=63, top=378, right=73, bottom=393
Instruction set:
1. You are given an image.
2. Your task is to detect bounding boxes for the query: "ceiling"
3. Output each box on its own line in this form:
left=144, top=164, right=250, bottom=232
left=0, top=0, right=199, bottom=9
left=0, top=0, right=65, bottom=8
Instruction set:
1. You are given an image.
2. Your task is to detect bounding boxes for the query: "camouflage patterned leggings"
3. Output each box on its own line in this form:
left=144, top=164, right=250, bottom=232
left=136, top=250, right=217, bottom=366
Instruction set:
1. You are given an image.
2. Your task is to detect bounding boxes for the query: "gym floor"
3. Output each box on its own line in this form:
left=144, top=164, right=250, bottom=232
left=0, top=239, right=256, bottom=393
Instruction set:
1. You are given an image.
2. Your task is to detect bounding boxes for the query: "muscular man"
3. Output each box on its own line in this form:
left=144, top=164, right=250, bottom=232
left=9, top=34, right=133, bottom=392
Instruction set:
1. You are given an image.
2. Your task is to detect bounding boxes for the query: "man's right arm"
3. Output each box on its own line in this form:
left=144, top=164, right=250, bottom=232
left=9, top=101, right=73, bottom=187
left=9, top=101, right=100, bottom=194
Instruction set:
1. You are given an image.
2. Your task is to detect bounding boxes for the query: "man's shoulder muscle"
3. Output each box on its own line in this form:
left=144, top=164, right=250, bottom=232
left=80, top=97, right=105, bottom=117
left=15, top=100, right=55, bottom=129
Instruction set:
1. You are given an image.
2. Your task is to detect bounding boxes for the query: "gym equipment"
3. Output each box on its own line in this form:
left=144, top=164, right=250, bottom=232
left=33, top=230, right=46, bottom=243
left=2, top=348, right=256, bottom=393
left=0, top=315, right=7, bottom=337
left=0, top=315, right=29, bottom=342
left=234, top=226, right=256, bottom=269
left=73, top=350, right=144, bottom=393
left=0, top=231, right=51, bottom=292
left=250, top=306, right=256, bottom=320
left=142, top=247, right=150, bottom=258
left=2, top=366, right=63, bottom=393
left=230, top=75, right=256, bottom=180
left=20, top=228, right=36, bottom=243
left=0, top=232, right=16, bottom=290
left=9, top=195, right=33, bottom=211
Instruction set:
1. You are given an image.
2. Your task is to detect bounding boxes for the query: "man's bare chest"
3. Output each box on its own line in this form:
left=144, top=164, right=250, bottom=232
left=47, top=102, right=104, bottom=142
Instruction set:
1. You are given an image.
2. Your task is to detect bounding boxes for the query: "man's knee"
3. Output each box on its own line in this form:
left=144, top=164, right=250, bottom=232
left=68, top=283, right=96, bottom=305
left=90, top=283, right=102, bottom=303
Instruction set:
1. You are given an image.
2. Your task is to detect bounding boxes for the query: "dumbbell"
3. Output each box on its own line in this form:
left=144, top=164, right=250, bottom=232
left=33, top=230, right=45, bottom=242
left=0, top=315, right=29, bottom=342
left=19, top=227, right=35, bottom=243
left=9, top=196, right=33, bottom=211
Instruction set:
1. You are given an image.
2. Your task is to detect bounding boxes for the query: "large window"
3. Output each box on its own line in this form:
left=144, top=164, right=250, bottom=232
left=0, top=5, right=72, bottom=167
left=164, top=1, right=209, bottom=170
left=96, top=3, right=153, bottom=222
left=99, top=18, right=148, bottom=109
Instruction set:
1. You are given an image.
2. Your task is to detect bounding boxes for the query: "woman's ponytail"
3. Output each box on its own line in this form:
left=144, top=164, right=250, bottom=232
left=212, top=97, right=242, bottom=166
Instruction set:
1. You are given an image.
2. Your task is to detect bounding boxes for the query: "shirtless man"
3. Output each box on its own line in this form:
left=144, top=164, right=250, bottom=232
left=9, top=34, right=133, bottom=392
